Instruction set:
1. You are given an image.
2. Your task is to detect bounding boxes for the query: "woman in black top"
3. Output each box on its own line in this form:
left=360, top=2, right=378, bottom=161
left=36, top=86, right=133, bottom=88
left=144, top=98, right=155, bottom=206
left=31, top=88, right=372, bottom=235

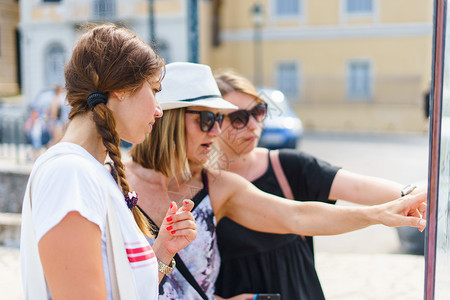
left=213, top=70, right=425, bottom=300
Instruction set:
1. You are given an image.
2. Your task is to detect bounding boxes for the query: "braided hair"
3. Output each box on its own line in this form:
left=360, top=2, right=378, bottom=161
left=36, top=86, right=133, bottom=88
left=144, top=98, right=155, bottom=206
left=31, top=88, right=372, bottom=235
left=64, top=24, right=164, bottom=237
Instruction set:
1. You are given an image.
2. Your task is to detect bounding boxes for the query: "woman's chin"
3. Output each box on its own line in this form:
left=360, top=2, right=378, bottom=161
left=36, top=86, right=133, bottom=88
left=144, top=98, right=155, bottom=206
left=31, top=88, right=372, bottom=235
left=198, top=156, right=209, bottom=165
left=189, top=155, right=208, bottom=166
left=232, top=143, right=256, bottom=156
left=121, top=135, right=144, bottom=146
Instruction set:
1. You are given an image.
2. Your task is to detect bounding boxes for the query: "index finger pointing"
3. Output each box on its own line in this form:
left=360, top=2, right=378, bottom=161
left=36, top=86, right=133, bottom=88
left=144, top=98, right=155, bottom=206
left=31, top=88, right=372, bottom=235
left=178, top=199, right=194, bottom=213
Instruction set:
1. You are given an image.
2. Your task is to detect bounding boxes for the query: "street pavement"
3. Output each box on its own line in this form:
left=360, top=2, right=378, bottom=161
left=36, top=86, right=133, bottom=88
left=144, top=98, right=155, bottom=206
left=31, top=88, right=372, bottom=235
left=304, top=131, right=429, bottom=300
left=0, top=131, right=430, bottom=299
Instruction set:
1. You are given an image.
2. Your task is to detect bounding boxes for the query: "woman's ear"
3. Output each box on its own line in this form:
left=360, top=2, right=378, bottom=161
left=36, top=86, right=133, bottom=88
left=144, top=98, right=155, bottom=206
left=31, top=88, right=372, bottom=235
left=112, top=91, right=125, bottom=101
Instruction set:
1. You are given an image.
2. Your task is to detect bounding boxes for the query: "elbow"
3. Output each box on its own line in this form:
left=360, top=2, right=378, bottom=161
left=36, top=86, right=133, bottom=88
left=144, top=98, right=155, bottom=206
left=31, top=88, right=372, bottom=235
left=286, top=204, right=309, bottom=235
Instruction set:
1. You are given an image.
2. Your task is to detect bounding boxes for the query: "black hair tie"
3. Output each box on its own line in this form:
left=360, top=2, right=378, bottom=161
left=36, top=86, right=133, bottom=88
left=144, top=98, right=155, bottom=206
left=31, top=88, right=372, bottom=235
left=87, top=91, right=108, bottom=110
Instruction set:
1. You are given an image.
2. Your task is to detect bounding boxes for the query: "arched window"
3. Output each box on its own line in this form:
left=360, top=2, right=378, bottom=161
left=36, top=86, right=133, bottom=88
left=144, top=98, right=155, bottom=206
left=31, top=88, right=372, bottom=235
left=44, top=43, right=65, bottom=88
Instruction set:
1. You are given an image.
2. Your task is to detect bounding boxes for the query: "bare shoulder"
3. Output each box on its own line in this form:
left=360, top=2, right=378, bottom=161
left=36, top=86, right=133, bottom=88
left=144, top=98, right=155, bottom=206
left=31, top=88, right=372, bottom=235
left=125, top=160, right=162, bottom=184
left=255, top=147, right=269, bottom=157
left=207, top=168, right=250, bottom=187
left=206, top=168, right=252, bottom=212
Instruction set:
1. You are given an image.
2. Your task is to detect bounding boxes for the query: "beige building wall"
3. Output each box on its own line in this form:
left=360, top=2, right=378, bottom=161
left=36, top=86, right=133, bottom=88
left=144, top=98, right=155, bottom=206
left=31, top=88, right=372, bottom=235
left=29, top=0, right=182, bottom=23
left=0, top=0, right=19, bottom=96
left=204, top=0, right=434, bottom=133
left=20, top=0, right=189, bottom=104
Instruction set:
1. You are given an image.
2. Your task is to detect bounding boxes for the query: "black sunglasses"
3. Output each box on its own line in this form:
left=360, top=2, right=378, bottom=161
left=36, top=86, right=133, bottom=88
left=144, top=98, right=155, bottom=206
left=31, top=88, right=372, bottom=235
left=185, top=110, right=225, bottom=133
left=226, top=102, right=268, bottom=129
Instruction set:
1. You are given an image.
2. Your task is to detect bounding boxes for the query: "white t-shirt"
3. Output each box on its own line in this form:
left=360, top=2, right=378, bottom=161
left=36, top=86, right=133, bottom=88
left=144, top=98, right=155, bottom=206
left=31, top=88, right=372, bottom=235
left=20, top=142, right=158, bottom=299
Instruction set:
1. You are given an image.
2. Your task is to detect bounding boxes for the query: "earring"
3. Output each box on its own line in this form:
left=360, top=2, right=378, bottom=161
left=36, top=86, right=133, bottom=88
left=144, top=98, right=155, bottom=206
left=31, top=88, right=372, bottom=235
left=120, top=96, right=124, bottom=100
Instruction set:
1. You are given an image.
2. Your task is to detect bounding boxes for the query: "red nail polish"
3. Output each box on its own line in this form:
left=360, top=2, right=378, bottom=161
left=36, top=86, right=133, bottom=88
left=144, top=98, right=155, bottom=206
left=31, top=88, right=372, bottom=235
left=170, top=202, right=173, bottom=209
left=184, top=200, right=189, bottom=205
left=171, top=231, right=176, bottom=235
left=166, top=226, right=173, bottom=231
left=166, top=216, right=173, bottom=222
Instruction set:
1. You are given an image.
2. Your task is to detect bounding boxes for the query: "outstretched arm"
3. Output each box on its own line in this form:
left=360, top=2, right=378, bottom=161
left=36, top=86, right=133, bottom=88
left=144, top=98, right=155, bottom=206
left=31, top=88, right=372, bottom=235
left=329, top=169, right=426, bottom=205
left=210, top=170, right=426, bottom=236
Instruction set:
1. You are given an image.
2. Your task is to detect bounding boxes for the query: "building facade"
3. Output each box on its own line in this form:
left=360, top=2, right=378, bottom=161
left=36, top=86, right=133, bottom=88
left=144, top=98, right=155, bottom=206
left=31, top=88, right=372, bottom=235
left=0, top=0, right=20, bottom=97
left=203, top=0, right=434, bottom=132
left=19, top=0, right=189, bottom=106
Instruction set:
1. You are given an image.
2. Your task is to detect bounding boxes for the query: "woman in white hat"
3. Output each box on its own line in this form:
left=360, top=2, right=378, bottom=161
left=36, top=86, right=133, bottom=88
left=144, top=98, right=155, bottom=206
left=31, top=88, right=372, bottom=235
left=212, top=70, right=425, bottom=299
left=125, top=62, right=427, bottom=300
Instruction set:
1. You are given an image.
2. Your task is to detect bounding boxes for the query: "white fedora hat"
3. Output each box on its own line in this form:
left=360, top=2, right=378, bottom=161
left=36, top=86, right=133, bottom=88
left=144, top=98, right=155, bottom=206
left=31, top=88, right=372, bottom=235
left=157, top=62, right=238, bottom=111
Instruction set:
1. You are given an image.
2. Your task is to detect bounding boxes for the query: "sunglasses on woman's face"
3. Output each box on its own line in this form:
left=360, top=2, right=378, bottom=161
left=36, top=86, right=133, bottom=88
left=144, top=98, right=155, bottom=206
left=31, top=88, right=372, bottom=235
left=185, top=110, right=225, bottom=133
left=226, top=102, right=268, bottom=129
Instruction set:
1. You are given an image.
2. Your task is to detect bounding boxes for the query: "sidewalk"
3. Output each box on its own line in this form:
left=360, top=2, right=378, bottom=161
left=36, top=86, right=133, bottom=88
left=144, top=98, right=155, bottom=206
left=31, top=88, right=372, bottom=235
left=315, top=252, right=424, bottom=300
left=0, top=132, right=428, bottom=299
left=1, top=247, right=22, bottom=300
left=1, top=246, right=425, bottom=299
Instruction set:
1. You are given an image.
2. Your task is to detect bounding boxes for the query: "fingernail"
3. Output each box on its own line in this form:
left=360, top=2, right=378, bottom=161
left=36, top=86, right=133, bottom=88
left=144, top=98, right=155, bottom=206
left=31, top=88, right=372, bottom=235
left=171, top=231, right=176, bottom=235
left=166, top=225, right=173, bottom=231
left=420, top=219, right=427, bottom=227
left=166, top=216, right=173, bottom=222
left=184, top=200, right=189, bottom=205
left=170, top=202, right=174, bottom=209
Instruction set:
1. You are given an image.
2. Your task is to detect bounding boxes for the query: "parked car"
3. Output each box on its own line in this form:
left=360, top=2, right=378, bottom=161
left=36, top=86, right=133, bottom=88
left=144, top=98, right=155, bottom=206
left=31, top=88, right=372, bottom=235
left=257, top=88, right=303, bottom=149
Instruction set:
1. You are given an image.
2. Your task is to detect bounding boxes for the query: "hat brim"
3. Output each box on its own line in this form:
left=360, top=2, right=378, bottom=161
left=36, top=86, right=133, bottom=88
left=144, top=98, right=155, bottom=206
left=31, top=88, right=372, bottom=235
left=161, top=97, right=238, bottom=111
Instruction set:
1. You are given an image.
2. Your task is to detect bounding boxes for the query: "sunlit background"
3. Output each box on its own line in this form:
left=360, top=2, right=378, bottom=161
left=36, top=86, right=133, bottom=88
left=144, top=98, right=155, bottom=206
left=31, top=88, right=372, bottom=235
left=0, top=1, right=436, bottom=299
left=1, top=0, right=433, bottom=132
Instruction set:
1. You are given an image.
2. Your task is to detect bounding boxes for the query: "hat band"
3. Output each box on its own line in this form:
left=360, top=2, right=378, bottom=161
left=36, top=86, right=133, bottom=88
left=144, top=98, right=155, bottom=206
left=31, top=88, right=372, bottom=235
left=179, top=94, right=222, bottom=103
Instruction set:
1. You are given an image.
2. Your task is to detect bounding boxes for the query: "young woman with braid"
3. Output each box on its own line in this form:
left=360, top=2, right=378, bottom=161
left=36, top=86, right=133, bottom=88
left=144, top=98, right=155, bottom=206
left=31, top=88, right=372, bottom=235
left=213, top=70, right=426, bottom=299
left=20, top=24, right=197, bottom=299
left=126, top=62, right=427, bottom=300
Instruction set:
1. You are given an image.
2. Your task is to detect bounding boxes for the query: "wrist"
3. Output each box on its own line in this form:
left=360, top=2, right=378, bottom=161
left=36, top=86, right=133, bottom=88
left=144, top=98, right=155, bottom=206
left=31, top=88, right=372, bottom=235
left=157, top=257, right=176, bottom=275
left=362, top=205, right=382, bottom=227
left=401, top=184, right=417, bottom=197
left=152, top=238, right=175, bottom=265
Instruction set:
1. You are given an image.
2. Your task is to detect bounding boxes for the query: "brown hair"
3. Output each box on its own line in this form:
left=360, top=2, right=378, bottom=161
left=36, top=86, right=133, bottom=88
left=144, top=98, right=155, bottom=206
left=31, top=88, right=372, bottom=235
left=64, top=24, right=164, bottom=237
left=214, top=69, right=263, bottom=103
left=130, top=108, right=191, bottom=181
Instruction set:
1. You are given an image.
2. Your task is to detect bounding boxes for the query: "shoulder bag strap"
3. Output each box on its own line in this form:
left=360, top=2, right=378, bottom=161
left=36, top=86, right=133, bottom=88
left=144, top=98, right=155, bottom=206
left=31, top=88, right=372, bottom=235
left=23, top=170, right=48, bottom=299
left=270, top=150, right=294, bottom=200
left=139, top=171, right=210, bottom=300
left=23, top=154, right=70, bottom=299
left=24, top=153, right=137, bottom=299
left=138, top=211, right=208, bottom=299
left=173, top=254, right=208, bottom=300
left=106, top=197, right=138, bottom=300
left=269, top=150, right=306, bottom=240
left=172, top=169, right=208, bottom=299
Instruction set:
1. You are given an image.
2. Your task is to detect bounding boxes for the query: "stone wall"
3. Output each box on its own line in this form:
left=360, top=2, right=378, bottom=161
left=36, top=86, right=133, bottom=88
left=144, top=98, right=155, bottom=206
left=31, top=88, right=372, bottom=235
left=0, top=171, right=29, bottom=213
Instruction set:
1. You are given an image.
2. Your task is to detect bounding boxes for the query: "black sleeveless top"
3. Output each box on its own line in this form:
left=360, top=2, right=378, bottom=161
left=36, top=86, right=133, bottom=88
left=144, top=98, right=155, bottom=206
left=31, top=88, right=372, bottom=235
left=215, top=149, right=340, bottom=300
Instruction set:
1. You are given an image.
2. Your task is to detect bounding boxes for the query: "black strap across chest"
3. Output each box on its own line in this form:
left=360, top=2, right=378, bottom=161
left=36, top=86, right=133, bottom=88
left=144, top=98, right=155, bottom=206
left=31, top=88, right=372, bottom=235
left=137, top=169, right=209, bottom=300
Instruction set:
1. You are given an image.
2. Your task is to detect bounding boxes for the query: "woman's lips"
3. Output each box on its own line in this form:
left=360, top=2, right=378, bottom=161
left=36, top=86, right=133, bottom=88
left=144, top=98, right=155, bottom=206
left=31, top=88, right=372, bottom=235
left=201, top=142, right=213, bottom=152
left=245, top=136, right=256, bottom=142
left=146, top=119, right=156, bottom=133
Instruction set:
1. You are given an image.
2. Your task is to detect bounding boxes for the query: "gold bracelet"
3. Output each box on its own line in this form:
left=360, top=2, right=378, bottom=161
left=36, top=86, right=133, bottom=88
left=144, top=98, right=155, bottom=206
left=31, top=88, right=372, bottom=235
left=158, top=258, right=176, bottom=275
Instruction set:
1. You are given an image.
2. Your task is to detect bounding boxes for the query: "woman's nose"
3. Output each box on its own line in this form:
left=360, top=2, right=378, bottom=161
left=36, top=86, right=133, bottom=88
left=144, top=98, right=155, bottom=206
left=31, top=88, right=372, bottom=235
left=155, top=102, right=163, bottom=118
left=208, top=121, right=222, bottom=137
left=247, top=114, right=260, bottom=131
